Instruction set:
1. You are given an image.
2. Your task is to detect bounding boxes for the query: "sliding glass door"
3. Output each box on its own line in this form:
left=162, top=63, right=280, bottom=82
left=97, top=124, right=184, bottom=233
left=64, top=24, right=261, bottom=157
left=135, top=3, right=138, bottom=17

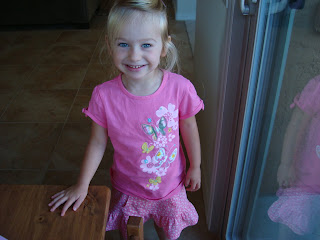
left=227, top=0, right=320, bottom=239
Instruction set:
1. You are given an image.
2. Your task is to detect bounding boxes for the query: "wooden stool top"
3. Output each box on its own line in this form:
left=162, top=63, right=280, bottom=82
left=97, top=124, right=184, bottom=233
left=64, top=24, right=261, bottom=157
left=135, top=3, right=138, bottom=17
left=0, top=184, right=111, bottom=240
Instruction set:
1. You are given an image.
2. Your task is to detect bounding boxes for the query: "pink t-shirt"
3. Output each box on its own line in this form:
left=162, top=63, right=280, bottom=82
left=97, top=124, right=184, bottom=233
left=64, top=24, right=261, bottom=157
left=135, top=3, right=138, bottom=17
left=83, top=71, right=204, bottom=200
left=290, top=75, right=320, bottom=193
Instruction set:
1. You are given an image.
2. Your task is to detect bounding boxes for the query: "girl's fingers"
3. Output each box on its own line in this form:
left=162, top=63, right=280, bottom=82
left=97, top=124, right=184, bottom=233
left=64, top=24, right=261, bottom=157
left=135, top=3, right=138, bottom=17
left=186, top=180, right=201, bottom=191
left=48, top=193, right=65, bottom=206
left=191, top=181, right=196, bottom=191
left=73, top=195, right=86, bottom=211
left=50, top=196, right=68, bottom=212
left=61, top=198, right=76, bottom=216
left=51, top=190, right=65, bottom=199
left=186, top=181, right=194, bottom=191
left=185, top=178, right=190, bottom=188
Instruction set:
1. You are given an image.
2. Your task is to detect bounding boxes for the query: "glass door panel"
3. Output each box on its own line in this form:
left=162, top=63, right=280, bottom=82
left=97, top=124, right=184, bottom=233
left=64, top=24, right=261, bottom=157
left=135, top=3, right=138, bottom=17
left=227, top=0, right=320, bottom=239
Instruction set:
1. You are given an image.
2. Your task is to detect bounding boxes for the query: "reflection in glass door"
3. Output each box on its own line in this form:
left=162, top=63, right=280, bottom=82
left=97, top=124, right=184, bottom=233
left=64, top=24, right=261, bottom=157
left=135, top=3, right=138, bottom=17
left=227, top=0, right=320, bottom=239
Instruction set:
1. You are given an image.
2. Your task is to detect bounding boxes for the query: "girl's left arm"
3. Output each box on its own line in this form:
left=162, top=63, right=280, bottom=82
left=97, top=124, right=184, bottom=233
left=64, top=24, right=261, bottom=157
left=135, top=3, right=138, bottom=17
left=180, top=115, right=201, bottom=191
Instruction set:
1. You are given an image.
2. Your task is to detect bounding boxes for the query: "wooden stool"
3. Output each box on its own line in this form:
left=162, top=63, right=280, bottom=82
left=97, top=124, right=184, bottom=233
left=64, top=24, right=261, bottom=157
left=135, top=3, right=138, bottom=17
left=0, top=184, right=111, bottom=240
left=127, top=216, right=144, bottom=240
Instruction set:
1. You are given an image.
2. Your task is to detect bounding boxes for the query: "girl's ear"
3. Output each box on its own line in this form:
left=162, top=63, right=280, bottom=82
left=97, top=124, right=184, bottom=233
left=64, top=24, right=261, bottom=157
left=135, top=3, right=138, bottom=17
left=161, top=35, right=171, bottom=57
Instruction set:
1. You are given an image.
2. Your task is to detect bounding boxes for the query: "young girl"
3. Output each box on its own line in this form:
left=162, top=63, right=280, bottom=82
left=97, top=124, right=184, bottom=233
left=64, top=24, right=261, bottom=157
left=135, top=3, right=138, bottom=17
left=268, top=74, right=320, bottom=236
left=48, top=0, right=204, bottom=239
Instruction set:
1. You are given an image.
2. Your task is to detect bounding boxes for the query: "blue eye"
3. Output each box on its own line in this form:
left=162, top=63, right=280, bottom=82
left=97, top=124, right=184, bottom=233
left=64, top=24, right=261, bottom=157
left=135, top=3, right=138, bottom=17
left=118, top=43, right=128, bottom=47
left=142, top=43, right=151, bottom=48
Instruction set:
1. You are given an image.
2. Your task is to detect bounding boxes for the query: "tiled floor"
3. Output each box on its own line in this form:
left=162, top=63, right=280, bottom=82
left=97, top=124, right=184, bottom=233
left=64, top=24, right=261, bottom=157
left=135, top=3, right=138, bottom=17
left=0, top=3, right=214, bottom=240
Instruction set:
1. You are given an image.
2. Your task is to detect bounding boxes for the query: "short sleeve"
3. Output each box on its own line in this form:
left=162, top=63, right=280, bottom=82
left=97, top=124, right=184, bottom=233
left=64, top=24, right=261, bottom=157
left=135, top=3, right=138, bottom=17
left=82, top=86, right=108, bottom=128
left=179, top=81, right=204, bottom=119
left=290, top=75, right=320, bottom=116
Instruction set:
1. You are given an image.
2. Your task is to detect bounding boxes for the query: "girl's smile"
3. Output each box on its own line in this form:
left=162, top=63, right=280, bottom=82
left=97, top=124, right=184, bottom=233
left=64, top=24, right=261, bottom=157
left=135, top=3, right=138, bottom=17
left=125, top=64, right=147, bottom=71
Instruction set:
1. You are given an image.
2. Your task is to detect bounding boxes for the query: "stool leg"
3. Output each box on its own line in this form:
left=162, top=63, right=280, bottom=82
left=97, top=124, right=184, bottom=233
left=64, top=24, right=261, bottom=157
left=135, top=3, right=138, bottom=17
left=127, top=216, right=144, bottom=240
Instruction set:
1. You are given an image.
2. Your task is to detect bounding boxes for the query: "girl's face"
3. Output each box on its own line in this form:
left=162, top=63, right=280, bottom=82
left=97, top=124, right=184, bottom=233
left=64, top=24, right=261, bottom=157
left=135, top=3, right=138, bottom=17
left=110, top=12, right=167, bottom=82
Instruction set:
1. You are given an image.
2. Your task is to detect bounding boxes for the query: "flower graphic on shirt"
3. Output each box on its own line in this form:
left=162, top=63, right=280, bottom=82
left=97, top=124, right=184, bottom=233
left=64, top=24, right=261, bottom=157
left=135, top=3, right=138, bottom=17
left=140, top=156, right=157, bottom=174
left=156, top=103, right=178, bottom=130
left=171, top=122, right=178, bottom=130
left=156, top=167, right=168, bottom=177
left=149, top=184, right=160, bottom=191
left=141, top=147, right=177, bottom=191
left=153, top=135, right=168, bottom=148
left=140, top=103, right=179, bottom=192
left=168, top=134, right=175, bottom=142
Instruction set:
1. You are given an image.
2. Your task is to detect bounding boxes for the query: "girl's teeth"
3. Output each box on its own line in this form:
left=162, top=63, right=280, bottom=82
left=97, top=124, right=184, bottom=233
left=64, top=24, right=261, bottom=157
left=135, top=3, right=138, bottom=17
left=129, top=65, right=142, bottom=69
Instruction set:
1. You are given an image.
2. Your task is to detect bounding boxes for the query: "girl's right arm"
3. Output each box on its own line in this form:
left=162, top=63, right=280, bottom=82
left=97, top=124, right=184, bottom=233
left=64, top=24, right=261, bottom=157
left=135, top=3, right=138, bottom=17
left=48, top=121, right=108, bottom=216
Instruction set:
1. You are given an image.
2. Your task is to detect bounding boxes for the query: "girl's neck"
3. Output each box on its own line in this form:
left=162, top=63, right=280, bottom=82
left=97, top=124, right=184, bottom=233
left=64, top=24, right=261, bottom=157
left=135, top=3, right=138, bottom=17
left=121, top=68, right=163, bottom=96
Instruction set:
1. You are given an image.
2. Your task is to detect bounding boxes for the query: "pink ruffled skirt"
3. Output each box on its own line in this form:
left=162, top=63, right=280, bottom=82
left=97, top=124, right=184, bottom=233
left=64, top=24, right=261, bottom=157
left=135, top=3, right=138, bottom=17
left=106, top=187, right=199, bottom=239
left=268, top=187, right=320, bottom=235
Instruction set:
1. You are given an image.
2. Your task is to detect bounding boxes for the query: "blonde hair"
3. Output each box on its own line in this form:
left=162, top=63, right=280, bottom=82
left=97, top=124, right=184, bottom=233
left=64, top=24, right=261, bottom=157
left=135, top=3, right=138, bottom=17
left=104, top=0, right=179, bottom=73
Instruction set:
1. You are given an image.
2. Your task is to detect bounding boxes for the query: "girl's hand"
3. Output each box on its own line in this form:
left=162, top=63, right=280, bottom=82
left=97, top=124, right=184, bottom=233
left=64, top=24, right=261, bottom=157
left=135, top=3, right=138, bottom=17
left=48, top=184, right=88, bottom=216
left=185, top=166, right=201, bottom=191
left=277, top=163, right=296, bottom=188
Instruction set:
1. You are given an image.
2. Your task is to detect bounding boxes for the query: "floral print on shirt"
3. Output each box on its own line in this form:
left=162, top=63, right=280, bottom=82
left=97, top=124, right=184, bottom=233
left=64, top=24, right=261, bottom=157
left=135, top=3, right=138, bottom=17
left=140, top=103, right=179, bottom=191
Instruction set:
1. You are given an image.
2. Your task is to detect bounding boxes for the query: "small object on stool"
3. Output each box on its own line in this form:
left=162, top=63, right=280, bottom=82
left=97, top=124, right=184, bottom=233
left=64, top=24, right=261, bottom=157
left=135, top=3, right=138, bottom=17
left=127, top=216, right=144, bottom=240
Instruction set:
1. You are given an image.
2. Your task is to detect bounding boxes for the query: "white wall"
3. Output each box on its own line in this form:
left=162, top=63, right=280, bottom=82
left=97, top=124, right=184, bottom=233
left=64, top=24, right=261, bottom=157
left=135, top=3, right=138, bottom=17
left=193, top=0, right=228, bottom=228
left=174, top=0, right=197, bottom=20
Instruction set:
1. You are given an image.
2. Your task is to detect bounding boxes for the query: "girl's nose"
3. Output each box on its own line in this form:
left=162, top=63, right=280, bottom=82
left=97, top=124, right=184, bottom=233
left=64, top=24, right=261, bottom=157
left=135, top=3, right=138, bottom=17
left=129, top=47, right=141, bottom=61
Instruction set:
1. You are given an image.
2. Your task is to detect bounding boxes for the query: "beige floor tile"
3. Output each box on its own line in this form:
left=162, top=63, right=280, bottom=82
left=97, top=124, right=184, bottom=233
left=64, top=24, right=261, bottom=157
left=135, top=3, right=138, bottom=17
left=0, top=31, right=20, bottom=51
left=41, top=45, right=96, bottom=64
left=0, top=89, right=18, bottom=116
left=105, top=230, right=122, bottom=240
left=12, top=30, right=62, bottom=49
left=177, top=43, right=195, bottom=81
left=56, top=30, right=102, bottom=45
left=48, top=122, right=91, bottom=171
left=43, top=169, right=111, bottom=187
left=23, top=64, right=87, bottom=89
left=0, top=46, right=46, bottom=65
left=0, top=65, right=34, bottom=90
left=80, top=63, right=115, bottom=89
left=67, top=89, right=93, bottom=123
left=181, top=189, right=215, bottom=239
left=169, top=21, right=190, bottom=45
left=42, top=170, right=79, bottom=185
left=90, top=35, right=114, bottom=65
left=0, top=170, right=42, bottom=184
left=48, top=122, right=113, bottom=171
left=91, top=169, right=112, bottom=186
left=144, top=220, right=160, bottom=240
left=1, top=89, right=77, bottom=122
left=0, top=123, right=63, bottom=169
left=177, top=42, right=193, bottom=60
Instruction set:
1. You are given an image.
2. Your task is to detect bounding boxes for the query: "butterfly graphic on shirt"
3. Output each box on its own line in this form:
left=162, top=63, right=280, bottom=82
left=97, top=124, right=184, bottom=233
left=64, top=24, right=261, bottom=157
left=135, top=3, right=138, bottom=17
left=149, top=176, right=162, bottom=185
left=153, top=146, right=178, bottom=169
left=142, top=116, right=167, bottom=141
